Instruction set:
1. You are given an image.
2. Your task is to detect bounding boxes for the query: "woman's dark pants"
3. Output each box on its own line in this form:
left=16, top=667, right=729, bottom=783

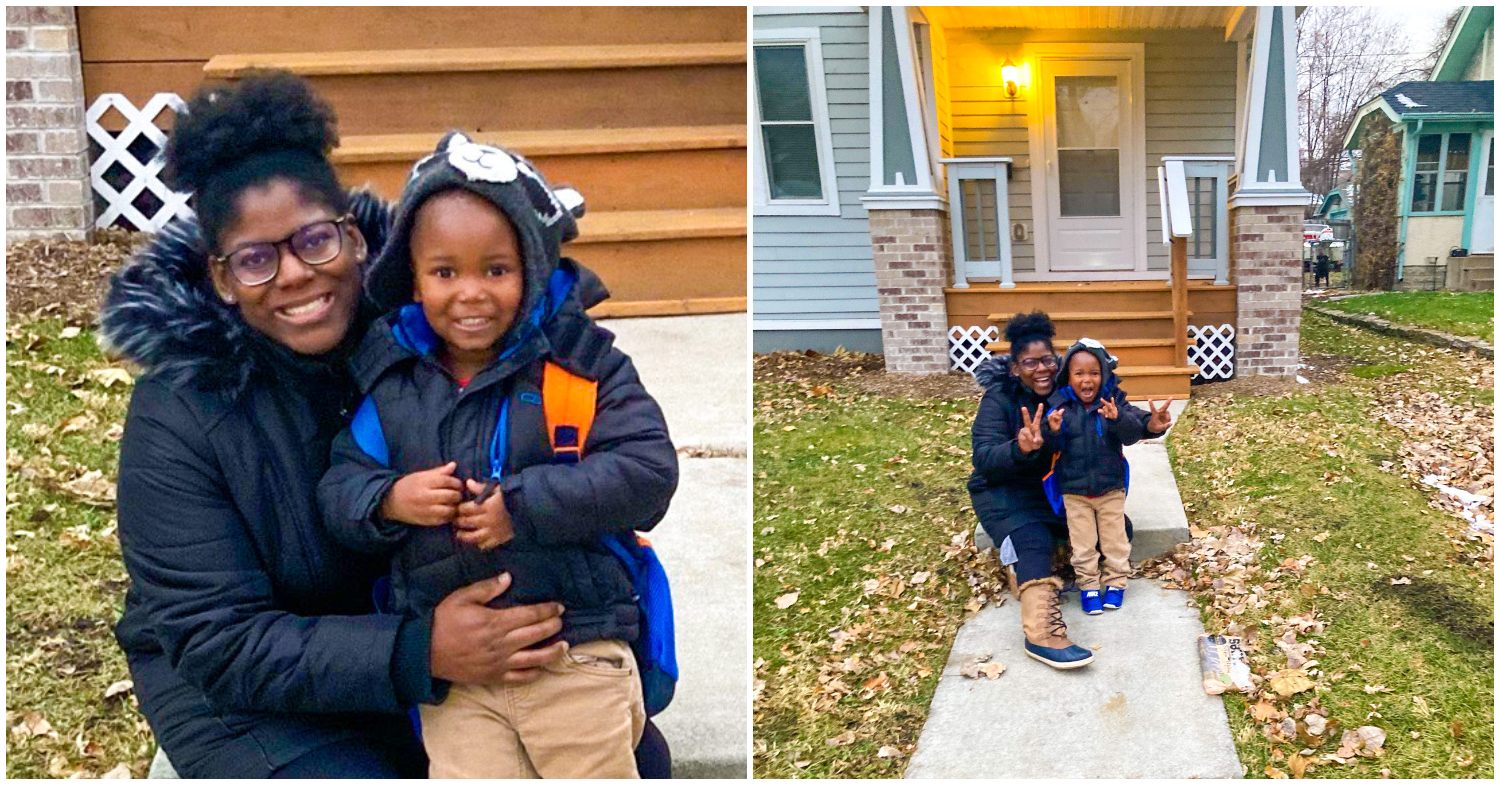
left=1000, top=516, right=1135, bottom=586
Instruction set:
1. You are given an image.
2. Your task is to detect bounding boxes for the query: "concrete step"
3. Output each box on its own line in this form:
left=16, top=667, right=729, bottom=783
left=904, top=578, right=1241, bottom=778
left=974, top=401, right=1189, bottom=563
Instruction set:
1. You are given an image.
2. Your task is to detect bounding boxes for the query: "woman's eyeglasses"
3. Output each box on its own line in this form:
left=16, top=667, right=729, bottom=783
left=214, top=216, right=351, bottom=286
left=1017, top=355, right=1059, bottom=371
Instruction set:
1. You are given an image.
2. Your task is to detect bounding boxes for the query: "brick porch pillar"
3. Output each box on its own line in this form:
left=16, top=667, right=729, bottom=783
left=6, top=6, right=92, bottom=243
left=868, top=208, right=953, bottom=375
left=1230, top=203, right=1303, bottom=377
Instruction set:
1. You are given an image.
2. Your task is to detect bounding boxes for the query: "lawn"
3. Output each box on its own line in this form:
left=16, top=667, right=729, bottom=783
left=752, top=352, right=996, bottom=778
left=1317, top=291, right=1494, bottom=339
left=1158, top=310, right=1493, bottom=778
left=6, top=318, right=150, bottom=778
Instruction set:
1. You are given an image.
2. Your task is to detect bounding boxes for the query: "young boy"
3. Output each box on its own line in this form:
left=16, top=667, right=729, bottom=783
left=318, top=132, right=678, bottom=778
left=1043, top=338, right=1170, bottom=615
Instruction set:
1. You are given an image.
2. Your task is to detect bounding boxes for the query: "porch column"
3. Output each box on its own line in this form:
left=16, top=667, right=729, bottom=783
left=1229, top=6, right=1310, bottom=377
left=864, top=5, right=951, bottom=374
left=5, top=6, right=92, bottom=243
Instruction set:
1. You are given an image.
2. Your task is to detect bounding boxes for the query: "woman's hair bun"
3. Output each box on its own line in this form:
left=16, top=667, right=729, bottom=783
left=1004, top=310, right=1056, bottom=347
left=162, top=70, right=338, bottom=193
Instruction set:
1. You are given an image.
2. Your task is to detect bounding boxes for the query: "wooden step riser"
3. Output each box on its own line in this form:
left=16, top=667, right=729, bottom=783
left=218, top=67, right=745, bottom=136
left=1112, top=373, right=1192, bottom=400
left=79, top=7, right=747, bottom=61
left=985, top=343, right=1184, bottom=367
left=985, top=318, right=1179, bottom=342
left=948, top=289, right=1235, bottom=318
left=568, top=236, right=745, bottom=305
left=338, top=148, right=745, bottom=212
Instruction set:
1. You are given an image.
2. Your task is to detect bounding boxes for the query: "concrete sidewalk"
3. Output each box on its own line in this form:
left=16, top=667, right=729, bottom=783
left=600, top=313, right=749, bottom=778
left=919, top=400, right=1241, bottom=778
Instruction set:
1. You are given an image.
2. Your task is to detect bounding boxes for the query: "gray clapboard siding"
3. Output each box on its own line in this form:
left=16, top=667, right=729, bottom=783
left=753, top=10, right=880, bottom=327
left=945, top=28, right=1236, bottom=275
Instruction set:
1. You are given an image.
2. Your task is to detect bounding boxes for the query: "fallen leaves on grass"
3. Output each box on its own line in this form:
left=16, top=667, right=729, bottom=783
left=773, top=591, right=800, bottom=610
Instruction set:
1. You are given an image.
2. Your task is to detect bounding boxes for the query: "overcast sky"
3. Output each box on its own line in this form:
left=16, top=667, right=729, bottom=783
left=1369, top=2, right=1461, bottom=62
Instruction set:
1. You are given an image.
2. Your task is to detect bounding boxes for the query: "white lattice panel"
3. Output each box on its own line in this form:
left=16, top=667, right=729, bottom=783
left=949, top=325, right=1001, bottom=375
left=87, top=93, right=193, bottom=232
left=1188, top=324, right=1236, bottom=381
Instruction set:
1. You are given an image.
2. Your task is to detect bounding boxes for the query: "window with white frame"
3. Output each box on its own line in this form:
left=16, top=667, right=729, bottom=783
left=1411, top=132, right=1471, bottom=213
left=752, top=29, right=840, bottom=216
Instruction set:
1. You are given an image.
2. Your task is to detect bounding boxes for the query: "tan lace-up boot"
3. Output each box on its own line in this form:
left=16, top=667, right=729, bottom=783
left=1018, top=576, right=1094, bottom=669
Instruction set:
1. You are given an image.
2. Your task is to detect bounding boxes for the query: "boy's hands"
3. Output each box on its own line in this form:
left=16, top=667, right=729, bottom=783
left=1016, top=404, right=1045, bottom=452
left=381, top=462, right=463, bottom=525
left=1046, top=406, right=1064, bottom=433
left=455, top=478, right=515, bottom=551
left=1146, top=398, right=1173, bottom=432
left=1099, top=397, right=1119, bottom=420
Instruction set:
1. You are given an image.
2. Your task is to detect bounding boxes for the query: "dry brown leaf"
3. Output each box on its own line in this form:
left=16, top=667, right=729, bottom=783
left=1269, top=669, right=1316, bottom=697
left=103, top=680, right=132, bottom=700
left=101, top=763, right=132, bottom=778
left=773, top=591, right=800, bottom=610
left=825, top=730, right=856, bottom=747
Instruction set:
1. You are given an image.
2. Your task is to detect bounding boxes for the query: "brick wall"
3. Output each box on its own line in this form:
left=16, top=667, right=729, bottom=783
left=868, top=208, right=952, bottom=375
left=1230, top=204, right=1303, bottom=377
left=6, top=6, right=91, bottom=243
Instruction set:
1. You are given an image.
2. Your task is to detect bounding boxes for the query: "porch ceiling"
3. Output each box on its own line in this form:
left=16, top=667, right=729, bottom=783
left=921, top=6, right=1242, bottom=31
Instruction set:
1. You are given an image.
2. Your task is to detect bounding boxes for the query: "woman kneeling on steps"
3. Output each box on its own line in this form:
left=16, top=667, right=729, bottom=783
left=966, top=312, right=1167, bottom=669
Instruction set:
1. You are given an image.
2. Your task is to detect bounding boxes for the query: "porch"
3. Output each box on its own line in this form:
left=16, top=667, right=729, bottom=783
left=862, top=6, right=1309, bottom=389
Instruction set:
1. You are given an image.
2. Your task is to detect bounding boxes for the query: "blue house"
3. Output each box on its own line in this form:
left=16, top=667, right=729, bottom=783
left=752, top=7, right=1314, bottom=393
left=1344, top=5, right=1494, bottom=291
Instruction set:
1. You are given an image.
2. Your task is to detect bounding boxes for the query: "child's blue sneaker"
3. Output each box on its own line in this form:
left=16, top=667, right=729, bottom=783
left=1080, top=589, right=1104, bottom=615
left=1103, top=585, right=1125, bottom=610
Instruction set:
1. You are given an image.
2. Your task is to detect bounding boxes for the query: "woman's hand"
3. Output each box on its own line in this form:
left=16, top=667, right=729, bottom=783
left=455, top=478, right=515, bottom=550
left=381, top=462, right=463, bottom=525
left=1016, top=404, right=1046, bottom=453
left=429, top=573, right=567, bottom=686
left=1147, top=398, right=1173, bottom=433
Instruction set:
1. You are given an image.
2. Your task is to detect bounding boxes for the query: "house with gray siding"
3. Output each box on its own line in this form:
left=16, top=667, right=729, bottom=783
left=752, top=6, right=1312, bottom=396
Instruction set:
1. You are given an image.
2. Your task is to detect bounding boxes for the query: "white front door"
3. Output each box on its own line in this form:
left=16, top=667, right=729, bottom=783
left=1037, top=58, right=1143, bottom=273
left=1473, top=131, right=1494, bottom=253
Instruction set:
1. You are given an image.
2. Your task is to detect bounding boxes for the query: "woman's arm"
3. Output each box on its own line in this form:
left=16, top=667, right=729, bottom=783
left=972, top=387, right=1045, bottom=482
left=499, top=350, right=678, bottom=547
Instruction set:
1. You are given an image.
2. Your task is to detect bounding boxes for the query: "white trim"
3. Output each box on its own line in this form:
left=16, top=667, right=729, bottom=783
left=866, top=6, right=941, bottom=198
left=1277, top=6, right=1301, bottom=188
left=1242, top=8, right=1270, bottom=188
left=943, top=158, right=1014, bottom=288
left=1025, top=42, right=1147, bottom=275
left=1163, top=159, right=1193, bottom=238
left=752, top=27, right=843, bottom=217
left=1240, top=7, right=1302, bottom=189
left=860, top=194, right=947, bottom=210
left=1227, top=187, right=1311, bottom=208
left=753, top=7, right=863, bottom=16
left=753, top=318, right=882, bottom=331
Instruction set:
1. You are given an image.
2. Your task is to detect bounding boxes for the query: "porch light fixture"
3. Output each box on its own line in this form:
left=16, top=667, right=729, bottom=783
left=1000, top=59, right=1027, bottom=99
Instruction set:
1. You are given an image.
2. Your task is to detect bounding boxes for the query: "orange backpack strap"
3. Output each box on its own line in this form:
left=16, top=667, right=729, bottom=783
left=542, top=361, right=598, bottom=464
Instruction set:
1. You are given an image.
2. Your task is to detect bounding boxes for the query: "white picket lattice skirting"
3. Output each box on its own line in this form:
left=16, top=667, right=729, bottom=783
left=949, top=325, right=1000, bottom=375
left=1188, top=323, right=1236, bottom=381
left=86, top=93, right=192, bottom=232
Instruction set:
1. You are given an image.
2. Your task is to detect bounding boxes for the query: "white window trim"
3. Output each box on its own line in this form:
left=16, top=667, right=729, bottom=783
left=867, top=5, right=939, bottom=197
left=752, top=27, right=842, bottom=217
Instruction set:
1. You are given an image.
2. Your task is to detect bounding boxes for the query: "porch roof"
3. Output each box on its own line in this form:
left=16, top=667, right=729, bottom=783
left=920, top=6, right=1244, bottom=34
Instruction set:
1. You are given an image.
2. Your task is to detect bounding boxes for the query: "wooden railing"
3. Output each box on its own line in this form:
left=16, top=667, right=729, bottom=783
left=1158, top=159, right=1192, bottom=365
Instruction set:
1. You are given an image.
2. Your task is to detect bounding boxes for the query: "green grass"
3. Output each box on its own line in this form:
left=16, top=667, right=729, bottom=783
left=1318, top=291, right=1494, bottom=339
left=6, top=319, right=151, bottom=778
left=753, top=361, right=983, bottom=778
left=1169, top=311, right=1493, bottom=778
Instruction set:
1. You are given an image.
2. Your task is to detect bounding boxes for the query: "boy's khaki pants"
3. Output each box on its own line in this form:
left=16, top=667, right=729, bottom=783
left=418, top=639, right=646, bottom=779
left=1063, top=490, right=1131, bottom=590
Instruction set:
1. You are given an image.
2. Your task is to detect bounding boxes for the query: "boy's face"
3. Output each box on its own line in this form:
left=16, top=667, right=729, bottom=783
left=410, top=190, right=524, bottom=363
left=1067, top=351, right=1102, bottom=404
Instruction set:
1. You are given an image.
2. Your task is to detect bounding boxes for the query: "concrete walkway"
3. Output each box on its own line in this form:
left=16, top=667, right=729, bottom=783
left=601, top=313, right=748, bottom=778
left=913, top=401, right=1242, bottom=778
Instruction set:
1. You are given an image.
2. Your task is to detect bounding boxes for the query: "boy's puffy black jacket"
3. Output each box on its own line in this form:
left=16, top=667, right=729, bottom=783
left=967, top=356, right=1066, bottom=542
left=1044, top=341, right=1153, bottom=497
left=98, top=191, right=433, bottom=776
left=317, top=266, right=678, bottom=647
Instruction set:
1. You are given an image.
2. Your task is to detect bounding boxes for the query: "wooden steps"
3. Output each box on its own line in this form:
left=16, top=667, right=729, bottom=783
left=331, top=126, right=746, bottom=211
left=985, top=337, right=1182, bottom=367
left=111, top=8, right=749, bottom=316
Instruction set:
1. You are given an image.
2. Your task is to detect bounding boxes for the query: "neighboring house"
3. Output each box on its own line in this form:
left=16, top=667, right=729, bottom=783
left=1344, top=5, right=1494, bottom=292
left=7, top=6, right=748, bottom=317
left=751, top=6, right=1311, bottom=396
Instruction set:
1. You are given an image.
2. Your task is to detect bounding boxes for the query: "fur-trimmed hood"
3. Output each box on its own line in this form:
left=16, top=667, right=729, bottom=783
left=973, top=354, right=1024, bottom=394
left=98, top=189, right=393, bottom=393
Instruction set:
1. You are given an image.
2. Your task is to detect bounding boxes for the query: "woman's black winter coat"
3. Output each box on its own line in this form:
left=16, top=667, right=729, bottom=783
left=966, top=356, right=1067, bottom=545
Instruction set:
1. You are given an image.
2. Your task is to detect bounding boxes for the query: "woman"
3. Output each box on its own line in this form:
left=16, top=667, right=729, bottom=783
left=967, top=312, right=1166, bottom=670
left=101, top=72, right=668, bottom=777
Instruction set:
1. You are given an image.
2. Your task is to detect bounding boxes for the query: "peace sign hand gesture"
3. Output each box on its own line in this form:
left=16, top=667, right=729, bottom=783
left=1146, top=398, right=1173, bottom=432
left=1016, top=404, right=1046, bottom=453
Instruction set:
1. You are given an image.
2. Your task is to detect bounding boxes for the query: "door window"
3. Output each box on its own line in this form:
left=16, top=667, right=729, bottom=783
left=1054, top=76, right=1121, bottom=216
